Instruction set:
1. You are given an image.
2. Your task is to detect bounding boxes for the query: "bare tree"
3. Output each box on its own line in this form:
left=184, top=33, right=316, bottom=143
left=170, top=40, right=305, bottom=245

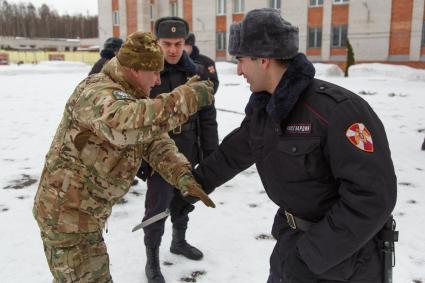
left=0, top=0, right=98, bottom=38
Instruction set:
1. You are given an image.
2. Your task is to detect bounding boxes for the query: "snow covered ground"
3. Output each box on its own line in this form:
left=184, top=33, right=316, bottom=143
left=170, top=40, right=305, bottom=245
left=0, top=61, right=424, bottom=282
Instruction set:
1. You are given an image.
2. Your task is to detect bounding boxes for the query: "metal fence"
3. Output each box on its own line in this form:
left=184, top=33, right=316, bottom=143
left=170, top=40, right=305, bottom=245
left=0, top=50, right=100, bottom=65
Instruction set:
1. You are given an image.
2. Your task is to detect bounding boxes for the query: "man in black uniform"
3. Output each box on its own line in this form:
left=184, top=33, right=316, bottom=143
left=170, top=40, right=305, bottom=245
left=193, top=9, right=397, bottom=283
left=137, top=17, right=219, bottom=283
left=89, top=37, right=123, bottom=75
left=184, top=32, right=219, bottom=94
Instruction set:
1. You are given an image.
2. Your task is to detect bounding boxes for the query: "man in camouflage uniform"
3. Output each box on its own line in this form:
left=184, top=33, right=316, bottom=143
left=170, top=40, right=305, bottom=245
left=33, top=32, right=215, bottom=283
left=136, top=17, right=219, bottom=283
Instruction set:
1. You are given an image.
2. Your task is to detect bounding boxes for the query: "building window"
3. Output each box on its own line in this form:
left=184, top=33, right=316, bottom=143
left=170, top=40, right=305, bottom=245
left=308, top=27, right=322, bottom=48
left=333, top=0, right=349, bottom=4
left=113, top=10, right=120, bottom=26
left=310, top=0, right=323, bottom=7
left=422, top=21, right=425, bottom=46
left=170, top=2, right=178, bottom=16
left=332, top=25, right=348, bottom=48
left=216, top=32, right=226, bottom=51
left=233, top=0, right=244, bottom=13
left=269, top=0, right=281, bottom=10
left=150, top=4, right=154, bottom=20
left=217, top=0, right=226, bottom=15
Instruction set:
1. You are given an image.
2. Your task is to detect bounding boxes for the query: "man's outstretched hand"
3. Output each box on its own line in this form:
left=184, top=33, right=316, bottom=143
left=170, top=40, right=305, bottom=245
left=177, top=174, right=215, bottom=208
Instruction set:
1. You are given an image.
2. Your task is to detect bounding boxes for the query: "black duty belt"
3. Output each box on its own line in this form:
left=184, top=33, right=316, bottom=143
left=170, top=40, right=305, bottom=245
left=284, top=210, right=315, bottom=231
left=171, top=121, right=197, bottom=134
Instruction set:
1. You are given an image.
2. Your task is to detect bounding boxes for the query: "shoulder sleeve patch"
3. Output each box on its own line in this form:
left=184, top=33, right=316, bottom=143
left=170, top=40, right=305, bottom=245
left=112, top=90, right=136, bottom=101
left=346, top=123, right=374, bottom=152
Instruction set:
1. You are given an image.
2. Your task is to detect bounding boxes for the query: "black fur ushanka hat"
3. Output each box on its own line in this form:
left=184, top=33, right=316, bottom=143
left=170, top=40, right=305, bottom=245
left=229, top=8, right=299, bottom=59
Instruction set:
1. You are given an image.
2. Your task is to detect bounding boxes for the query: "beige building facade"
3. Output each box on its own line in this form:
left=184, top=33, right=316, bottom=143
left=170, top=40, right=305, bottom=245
left=98, top=0, right=425, bottom=69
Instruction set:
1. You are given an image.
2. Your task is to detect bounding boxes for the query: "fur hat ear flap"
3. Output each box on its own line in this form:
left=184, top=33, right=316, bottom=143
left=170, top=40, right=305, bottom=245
left=228, top=22, right=242, bottom=56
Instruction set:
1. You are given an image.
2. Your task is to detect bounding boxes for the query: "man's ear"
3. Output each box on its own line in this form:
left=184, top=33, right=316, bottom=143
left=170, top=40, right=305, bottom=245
left=122, top=66, right=139, bottom=86
left=260, top=58, right=271, bottom=70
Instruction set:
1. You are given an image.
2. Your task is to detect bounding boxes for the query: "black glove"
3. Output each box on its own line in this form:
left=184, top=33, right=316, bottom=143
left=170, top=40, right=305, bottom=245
left=283, top=247, right=318, bottom=283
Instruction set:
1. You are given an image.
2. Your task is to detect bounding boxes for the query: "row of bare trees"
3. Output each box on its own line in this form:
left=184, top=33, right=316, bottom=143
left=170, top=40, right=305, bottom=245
left=0, top=0, right=98, bottom=38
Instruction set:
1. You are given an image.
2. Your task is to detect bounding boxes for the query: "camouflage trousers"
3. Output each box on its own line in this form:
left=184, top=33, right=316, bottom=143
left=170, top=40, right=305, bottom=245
left=41, top=229, right=113, bottom=283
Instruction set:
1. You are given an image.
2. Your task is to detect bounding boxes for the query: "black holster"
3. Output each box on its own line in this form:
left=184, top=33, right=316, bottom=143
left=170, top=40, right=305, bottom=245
left=378, top=215, right=398, bottom=283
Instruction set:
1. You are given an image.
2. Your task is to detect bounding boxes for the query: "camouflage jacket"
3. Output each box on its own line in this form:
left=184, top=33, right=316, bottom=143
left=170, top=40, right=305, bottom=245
left=34, top=58, right=201, bottom=233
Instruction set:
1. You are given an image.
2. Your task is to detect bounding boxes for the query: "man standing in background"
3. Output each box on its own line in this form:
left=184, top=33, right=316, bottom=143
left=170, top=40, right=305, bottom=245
left=184, top=32, right=219, bottom=94
left=89, top=37, right=123, bottom=75
left=137, top=17, right=218, bottom=283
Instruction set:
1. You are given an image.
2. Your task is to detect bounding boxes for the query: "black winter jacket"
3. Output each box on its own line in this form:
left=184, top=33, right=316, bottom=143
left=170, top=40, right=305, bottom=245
left=194, top=53, right=397, bottom=282
left=143, top=52, right=218, bottom=168
left=189, top=46, right=219, bottom=94
left=88, top=49, right=115, bottom=75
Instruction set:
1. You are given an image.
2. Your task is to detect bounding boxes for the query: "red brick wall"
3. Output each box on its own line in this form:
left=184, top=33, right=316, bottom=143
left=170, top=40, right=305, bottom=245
left=389, top=0, right=413, bottom=55
left=183, top=0, right=193, bottom=31
left=331, top=47, right=346, bottom=56
left=308, top=6, right=323, bottom=26
left=216, top=16, right=227, bottom=58
left=332, top=3, right=349, bottom=25
left=216, top=50, right=226, bottom=58
left=126, top=0, right=137, bottom=35
left=112, top=0, right=120, bottom=37
left=307, top=48, right=321, bottom=56
left=216, top=15, right=226, bottom=32
left=331, top=3, right=349, bottom=56
left=232, top=14, right=244, bottom=23
left=307, top=7, right=323, bottom=54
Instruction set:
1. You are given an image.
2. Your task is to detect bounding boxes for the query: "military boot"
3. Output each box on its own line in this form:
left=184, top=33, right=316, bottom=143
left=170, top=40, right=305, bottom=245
left=170, top=228, right=203, bottom=260
left=145, top=246, right=165, bottom=283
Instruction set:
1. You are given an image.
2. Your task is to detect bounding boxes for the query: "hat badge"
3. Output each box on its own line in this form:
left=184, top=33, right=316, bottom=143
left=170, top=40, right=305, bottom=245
left=171, top=26, right=176, bottom=33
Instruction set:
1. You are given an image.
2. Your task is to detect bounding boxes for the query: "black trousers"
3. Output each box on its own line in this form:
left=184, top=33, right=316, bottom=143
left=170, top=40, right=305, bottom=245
left=143, top=172, right=190, bottom=248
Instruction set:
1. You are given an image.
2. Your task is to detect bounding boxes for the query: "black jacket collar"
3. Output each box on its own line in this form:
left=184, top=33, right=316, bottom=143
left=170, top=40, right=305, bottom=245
left=245, top=53, right=315, bottom=123
left=189, top=46, right=200, bottom=61
left=100, top=48, right=115, bottom=60
left=163, top=51, right=197, bottom=74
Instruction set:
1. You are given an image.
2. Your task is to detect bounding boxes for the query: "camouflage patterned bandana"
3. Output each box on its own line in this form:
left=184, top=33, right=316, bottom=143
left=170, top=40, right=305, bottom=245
left=117, top=32, right=164, bottom=71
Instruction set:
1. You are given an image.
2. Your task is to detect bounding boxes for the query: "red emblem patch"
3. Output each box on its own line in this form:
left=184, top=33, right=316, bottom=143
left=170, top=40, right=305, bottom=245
left=345, top=123, right=374, bottom=152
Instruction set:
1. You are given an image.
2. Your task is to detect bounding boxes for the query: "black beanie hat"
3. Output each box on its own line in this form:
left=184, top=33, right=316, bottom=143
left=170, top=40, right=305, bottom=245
left=185, top=32, right=195, bottom=46
left=104, top=37, right=123, bottom=52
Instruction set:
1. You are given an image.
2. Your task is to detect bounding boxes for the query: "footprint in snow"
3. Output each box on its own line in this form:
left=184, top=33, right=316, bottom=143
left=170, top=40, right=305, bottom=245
left=130, top=191, right=142, bottom=197
left=398, top=182, right=414, bottom=187
left=358, top=90, right=377, bottom=96
left=116, top=198, right=128, bottom=205
left=255, top=234, right=274, bottom=240
left=163, top=261, right=173, bottom=266
left=0, top=204, right=9, bottom=212
left=407, top=200, right=417, bottom=204
left=180, top=270, right=206, bottom=282
left=3, top=174, right=37, bottom=190
left=249, top=203, right=258, bottom=208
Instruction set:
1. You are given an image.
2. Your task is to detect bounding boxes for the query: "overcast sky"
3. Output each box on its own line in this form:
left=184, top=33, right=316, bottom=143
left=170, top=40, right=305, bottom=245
left=6, top=0, right=98, bottom=15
